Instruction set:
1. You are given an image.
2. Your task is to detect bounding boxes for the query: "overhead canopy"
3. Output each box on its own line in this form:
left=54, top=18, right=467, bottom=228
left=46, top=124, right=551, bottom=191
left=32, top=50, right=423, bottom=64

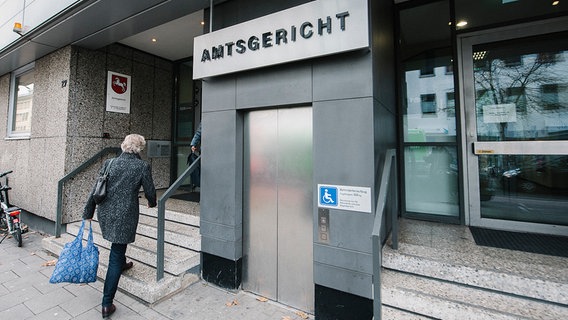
left=0, top=0, right=213, bottom=76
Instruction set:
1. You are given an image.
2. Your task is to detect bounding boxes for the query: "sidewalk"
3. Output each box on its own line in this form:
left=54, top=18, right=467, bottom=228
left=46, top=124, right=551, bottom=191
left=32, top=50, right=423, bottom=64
left=0, top=230, right=314, bottom=320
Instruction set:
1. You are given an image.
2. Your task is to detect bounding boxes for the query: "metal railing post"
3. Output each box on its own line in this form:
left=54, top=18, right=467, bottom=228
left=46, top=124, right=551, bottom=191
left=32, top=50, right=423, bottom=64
left=156, top=155, right=201, bottom=281
left=156, top=198, right=166, bottom=281
left=371, top=149, right=397, bottom=320
left=391, top=159, right=399, bottom=250
left=372, top=233, right=382, bottom=320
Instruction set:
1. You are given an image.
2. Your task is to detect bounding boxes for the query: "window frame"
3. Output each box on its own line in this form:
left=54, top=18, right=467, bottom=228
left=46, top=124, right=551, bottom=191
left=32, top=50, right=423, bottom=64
left=7, top=63, right=35, bottom=139
left=420, top=93, right=438, bottom=116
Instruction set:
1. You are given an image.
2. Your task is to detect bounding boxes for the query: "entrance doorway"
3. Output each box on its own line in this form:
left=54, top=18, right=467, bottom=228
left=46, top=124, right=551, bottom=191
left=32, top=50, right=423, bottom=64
left=173, top=61, right=201, bottom=187
left=397, top=0, right=460, bottom=222
left=243, top=107, right=314, bottom=313
left=460, top=20, right=568, bottom=235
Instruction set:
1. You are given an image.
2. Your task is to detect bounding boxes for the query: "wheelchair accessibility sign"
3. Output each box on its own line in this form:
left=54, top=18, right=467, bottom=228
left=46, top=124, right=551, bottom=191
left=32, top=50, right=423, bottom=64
left=318, top=184, right=371, bottom=213
left=319, top=186, right=338, bottom=207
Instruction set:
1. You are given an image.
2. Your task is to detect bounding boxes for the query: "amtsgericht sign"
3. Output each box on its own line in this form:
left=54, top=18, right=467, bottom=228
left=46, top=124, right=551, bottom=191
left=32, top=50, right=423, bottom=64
left=193, top=0, right=369, bottom=79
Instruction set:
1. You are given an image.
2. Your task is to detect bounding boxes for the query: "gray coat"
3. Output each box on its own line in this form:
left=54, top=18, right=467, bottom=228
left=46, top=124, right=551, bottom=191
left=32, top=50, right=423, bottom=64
left=83, top=152, right=157, bottom=244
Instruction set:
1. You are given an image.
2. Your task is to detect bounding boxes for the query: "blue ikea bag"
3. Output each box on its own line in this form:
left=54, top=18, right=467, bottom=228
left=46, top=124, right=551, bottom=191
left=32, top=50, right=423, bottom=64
left=50, top=220, right=99, bottom=283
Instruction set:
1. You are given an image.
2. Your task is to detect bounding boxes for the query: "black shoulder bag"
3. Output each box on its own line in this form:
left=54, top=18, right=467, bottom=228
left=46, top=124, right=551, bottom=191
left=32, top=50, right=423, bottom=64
left=93, top=158, right=114, bottom=204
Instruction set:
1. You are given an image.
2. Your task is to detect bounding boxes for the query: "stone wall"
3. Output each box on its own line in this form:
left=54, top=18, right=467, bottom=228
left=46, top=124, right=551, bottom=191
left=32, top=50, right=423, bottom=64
left=0, top=44, right=173, bottom=226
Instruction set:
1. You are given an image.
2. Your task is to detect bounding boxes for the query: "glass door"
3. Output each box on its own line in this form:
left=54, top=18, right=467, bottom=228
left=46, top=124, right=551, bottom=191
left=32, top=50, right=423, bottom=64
left=460, top=20, right=568, bottom=235
left=397, top=0, right=460, bottom=221
left=173, top=61, right=201, bottom=187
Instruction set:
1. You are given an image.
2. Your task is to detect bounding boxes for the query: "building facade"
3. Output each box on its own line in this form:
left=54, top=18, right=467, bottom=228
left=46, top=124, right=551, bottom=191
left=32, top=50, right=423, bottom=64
left=0, top=0, right=566, bottom=319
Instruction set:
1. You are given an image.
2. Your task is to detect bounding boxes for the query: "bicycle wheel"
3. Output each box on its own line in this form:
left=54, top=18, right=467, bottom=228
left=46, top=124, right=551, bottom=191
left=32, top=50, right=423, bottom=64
left=14, top=227, right=22, bottom=247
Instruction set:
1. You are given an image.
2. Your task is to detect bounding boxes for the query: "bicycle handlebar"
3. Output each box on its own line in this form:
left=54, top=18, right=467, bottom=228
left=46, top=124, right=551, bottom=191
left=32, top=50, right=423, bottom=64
left=0, top=170, right=13, bottom=178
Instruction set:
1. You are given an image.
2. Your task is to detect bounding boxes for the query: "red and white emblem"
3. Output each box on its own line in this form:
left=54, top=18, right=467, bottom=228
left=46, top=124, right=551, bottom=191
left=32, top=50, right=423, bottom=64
left=111, top=74, right=128, bottom=94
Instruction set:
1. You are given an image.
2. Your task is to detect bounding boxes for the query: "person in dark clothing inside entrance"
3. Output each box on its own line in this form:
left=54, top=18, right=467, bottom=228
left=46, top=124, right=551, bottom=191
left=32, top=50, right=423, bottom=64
left=188, top=123, right=202, bottom=188
left=190, top=122, right=201, bottom=152
left=83, top=134, right=157, bottom=318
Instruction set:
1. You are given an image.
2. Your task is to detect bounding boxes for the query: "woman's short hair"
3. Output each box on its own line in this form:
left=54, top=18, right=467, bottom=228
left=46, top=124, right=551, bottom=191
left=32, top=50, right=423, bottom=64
left=121, top=134, right=146, bottom=154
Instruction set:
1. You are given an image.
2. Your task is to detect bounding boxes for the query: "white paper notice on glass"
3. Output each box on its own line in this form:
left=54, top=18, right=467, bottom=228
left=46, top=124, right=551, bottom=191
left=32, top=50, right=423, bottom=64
left=482, top=104, right=516, bottom=123
left=106, top=71, right=131, bottom=114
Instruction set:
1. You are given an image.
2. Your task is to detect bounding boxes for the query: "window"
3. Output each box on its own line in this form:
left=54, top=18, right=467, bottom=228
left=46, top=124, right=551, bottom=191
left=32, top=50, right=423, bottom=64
left=421, top=94, right=437, bottom=115
left=8, top=64, right=35, bottom=138
left=399, top=0, right=459, bottom=219
left=537, top=52, right=560, bottom=64
left=445, top=92, right=455, bottom=118
left=502, top=56, right=522, bottom=67
left=541, top=84, right=562, bottom=110
left=419, top=59, right=435, bottom=77
left=505, top=87, right=527, bottom=113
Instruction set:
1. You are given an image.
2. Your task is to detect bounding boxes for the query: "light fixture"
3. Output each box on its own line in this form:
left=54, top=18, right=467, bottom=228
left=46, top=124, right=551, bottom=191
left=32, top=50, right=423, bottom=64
left=200, top=21, right=205, bottom=26
left=552, top=1, right=559, bottom=5
left=152, top=38, right=157, bottom=42
left=473, top=51, right=487, bottom=61
left=456, top=20, right=468, bottom=27
left=13, top=22, right=23, bottom=34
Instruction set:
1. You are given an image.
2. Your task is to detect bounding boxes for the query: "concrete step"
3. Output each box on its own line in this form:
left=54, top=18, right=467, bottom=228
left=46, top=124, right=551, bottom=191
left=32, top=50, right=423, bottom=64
left=381, top=305, right=434, bottom=320
left=42, top=235, right=199, bottom=304
left=153, top=190, right=201, bottom=217
left=42, top=204, right=202, bottom=305
left=83, top=212, right=201, bottom=252
left=139, top=206, right=200, bottom=227
left=382, top=242, right=568, bottom=306
left=137, top=215, right=201, bottom=251
left=64, top=222, right=199, bottom=275
left=381, top=269, right=568, bottom=320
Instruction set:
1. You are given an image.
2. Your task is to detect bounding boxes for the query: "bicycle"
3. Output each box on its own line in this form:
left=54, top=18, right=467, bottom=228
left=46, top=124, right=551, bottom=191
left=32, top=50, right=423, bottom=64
left=0, top=170, right=23, bottom=247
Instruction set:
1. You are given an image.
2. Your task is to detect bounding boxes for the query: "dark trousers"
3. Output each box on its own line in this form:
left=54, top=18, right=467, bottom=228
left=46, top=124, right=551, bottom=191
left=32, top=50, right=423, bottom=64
left=102, top=243, right=127, bottom=307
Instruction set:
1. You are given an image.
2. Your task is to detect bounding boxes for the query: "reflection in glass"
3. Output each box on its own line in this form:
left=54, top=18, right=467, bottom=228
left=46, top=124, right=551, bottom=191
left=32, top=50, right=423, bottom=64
left=473, top=33, right=568, bottom=142
left=405, top=146, right=459, bottom=217
left=399, top=0, right=459, bottom=218
left=12, top=69, right=34, bottom=134
left=455, top=0, right=568, bottom=31
left=479, top=155, right=568, bottom=226
left=473, top=32, right=568, bottom=226
left=174, top=61, right=200, bottom=186
left=403, top=53, right=457, bottom=143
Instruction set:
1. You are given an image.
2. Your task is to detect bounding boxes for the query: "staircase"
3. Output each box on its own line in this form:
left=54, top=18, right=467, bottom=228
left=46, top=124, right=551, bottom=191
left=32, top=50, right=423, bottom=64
left=42, top=203, right=201, bottom=305
left=380, top=219, right=568, bottom=319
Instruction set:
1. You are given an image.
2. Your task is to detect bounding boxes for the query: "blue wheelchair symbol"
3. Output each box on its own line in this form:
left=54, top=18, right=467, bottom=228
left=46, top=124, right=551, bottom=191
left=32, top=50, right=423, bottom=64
left=319, top=186, right=338, bottom=207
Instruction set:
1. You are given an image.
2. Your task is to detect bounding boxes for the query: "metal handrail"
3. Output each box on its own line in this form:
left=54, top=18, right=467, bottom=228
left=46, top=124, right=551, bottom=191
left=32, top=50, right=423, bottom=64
left=371, top=149, right=398, bottom=319
left=156, top=154, right=201, bottom=281
left=55, top=147, right=122, bottom=237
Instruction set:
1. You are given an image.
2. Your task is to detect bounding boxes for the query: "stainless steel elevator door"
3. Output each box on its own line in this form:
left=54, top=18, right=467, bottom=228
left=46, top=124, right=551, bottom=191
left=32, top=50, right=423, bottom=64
left=243, top=107, right=314, bottom=313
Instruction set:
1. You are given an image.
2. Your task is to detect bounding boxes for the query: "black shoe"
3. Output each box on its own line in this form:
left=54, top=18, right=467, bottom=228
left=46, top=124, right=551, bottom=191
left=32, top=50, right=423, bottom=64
left=101, top=304, right=116, bottom=318
left=122, top=261, right=133, bottom=272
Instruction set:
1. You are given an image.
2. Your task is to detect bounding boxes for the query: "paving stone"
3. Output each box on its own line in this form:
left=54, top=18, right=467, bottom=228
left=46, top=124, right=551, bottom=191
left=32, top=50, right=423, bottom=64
left=59, top=285, right=101, bottom=317
left=28, top=305, right=72, bottom=320
left=3, top=269, right=49, bottom=293
left=0, top=285, right=42, bottom=312
left=23, top=286, right=75, bottom=314
left=138, top=307, right=171, bottom=320
left=71, top=308, right=103, bottom=320
left=0, top=301, right=35, bottom=320
left=0, top=258, right=27, bottom=273
left=0, top=269, right=19, bottom=283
